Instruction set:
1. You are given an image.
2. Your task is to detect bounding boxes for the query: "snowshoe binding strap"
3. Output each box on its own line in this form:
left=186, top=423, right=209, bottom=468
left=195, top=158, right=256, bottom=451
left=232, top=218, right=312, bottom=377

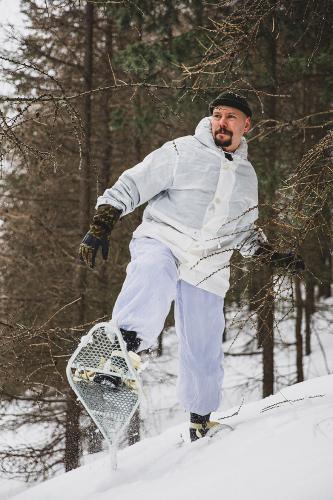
left=189, top=420, right=221, bottom=441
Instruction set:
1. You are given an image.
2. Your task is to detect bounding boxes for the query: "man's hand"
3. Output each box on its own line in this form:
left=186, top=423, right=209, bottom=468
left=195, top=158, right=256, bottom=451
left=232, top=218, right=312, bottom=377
left=79, top=205, right=121, bottom=268
left=269, top=250, right=305, bottom=273
left=255, top=243, right=305, bottom=274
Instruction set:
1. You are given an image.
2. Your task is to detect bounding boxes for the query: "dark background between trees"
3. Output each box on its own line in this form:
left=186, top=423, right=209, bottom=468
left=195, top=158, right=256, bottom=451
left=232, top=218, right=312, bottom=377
left=0, top=0, right=332, bottom=479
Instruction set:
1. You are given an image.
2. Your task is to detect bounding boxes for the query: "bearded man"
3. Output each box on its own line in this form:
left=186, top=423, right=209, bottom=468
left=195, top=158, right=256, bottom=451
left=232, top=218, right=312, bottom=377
left=79, top=93, right=303, bottom=441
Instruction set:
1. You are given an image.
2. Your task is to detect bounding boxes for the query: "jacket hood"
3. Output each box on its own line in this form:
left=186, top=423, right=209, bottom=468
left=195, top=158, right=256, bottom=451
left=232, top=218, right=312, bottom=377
left=194, top=116, right=248, bottom=160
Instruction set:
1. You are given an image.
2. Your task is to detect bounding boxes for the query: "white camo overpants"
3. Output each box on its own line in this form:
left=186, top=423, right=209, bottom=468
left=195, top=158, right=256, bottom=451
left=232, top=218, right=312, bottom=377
left=112, top=237, right=225, bottom=415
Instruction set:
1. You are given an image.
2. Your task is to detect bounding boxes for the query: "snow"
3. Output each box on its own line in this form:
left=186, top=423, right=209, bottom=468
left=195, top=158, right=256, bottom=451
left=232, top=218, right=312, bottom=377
left=5, top=374, right=333, bottom=500
left=1, top=297, right=332, bottom=499
left=138, top=297, right=333, bottom=438
left=0, top=480, right=26, bottom=500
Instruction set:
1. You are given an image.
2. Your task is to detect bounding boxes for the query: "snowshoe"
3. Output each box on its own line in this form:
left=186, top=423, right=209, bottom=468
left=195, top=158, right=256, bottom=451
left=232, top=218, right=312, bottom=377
left=66, top=321, right=143, bottom=469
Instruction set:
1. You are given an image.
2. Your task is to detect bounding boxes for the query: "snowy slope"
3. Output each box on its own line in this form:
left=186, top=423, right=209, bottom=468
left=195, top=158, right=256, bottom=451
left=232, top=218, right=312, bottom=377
left=10, top=375, right=333, bottom=500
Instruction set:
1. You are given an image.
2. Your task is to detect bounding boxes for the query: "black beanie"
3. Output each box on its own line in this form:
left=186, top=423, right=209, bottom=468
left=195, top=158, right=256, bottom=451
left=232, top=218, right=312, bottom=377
left=209, top=92, right=252, bottom=117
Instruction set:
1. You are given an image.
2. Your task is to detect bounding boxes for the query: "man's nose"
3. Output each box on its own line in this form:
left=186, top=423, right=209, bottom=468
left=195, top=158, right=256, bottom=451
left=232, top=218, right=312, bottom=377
left=219, top=117, right=228, bottom=127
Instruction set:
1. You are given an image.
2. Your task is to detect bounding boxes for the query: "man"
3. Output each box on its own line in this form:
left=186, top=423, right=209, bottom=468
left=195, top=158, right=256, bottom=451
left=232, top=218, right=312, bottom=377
left=79, top=93, right=303, bottom=441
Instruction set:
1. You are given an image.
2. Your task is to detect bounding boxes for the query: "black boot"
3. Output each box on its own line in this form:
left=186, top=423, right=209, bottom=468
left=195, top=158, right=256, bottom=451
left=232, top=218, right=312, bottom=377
left=120, top=328, right=141, bottom=352
left=94, top=329, right=141, bottom=388
left=189, top=412, right=211, bottom=442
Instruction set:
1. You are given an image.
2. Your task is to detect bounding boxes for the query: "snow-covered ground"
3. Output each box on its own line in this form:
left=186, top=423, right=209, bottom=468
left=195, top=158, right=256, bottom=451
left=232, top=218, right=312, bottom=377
left=1, top=297, right=332, bottom=499
left=7, top=374, right=333, bottom=500
left=139, top=296, right=333, bottom=437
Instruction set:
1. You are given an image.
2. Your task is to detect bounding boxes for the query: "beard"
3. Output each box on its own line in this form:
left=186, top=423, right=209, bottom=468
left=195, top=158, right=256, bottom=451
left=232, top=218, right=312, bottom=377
left=214, top=127, right=233, bottom=148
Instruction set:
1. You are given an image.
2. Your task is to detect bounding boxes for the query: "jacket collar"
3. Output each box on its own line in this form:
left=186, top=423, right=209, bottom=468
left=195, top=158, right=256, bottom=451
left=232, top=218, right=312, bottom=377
left=194, top=116, right=248, bottom=160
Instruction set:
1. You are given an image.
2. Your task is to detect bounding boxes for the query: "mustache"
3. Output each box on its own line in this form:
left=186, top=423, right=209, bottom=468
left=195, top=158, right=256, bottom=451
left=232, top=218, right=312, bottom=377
left=215, top=127, right=232, bottom=136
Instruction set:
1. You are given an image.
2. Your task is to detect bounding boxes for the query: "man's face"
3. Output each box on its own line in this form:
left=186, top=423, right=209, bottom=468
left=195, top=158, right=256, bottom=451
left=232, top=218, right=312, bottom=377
left=211, top=105, right=251, bottom=152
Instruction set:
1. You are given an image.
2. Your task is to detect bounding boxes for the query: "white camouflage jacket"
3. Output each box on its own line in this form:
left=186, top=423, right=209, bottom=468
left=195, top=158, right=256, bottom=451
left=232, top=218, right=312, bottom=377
left=96, top=117, right=266, bottom=297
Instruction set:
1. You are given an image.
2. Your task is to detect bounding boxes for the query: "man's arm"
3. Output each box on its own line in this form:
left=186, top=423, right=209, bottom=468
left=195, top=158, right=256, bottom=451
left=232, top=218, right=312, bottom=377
left=237, top=225, right=305, bottom=273
left=79, top=142, right=177, bottom=268
left=96, top=142, right=177, bottom=215
left=254, top=242, right=305, bottom=273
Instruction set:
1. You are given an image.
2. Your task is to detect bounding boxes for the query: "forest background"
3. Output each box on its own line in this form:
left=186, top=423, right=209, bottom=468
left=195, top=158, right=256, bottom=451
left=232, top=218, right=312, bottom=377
left=0, top=0, right=332, bottom=483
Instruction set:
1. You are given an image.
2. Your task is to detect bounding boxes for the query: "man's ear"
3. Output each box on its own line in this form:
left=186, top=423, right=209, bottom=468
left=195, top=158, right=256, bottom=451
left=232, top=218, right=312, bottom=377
left=244, top=117, right=251, bottom=133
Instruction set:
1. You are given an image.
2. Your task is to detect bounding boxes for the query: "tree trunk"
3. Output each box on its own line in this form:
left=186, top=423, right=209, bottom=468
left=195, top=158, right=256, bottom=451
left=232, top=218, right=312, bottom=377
left=98, top=13, right=114, bottom=319
left=318, top=203, right=332, bottom=299
left=222, top=305, right=227, bottom=343
left=258, top=19, right=278, bottom=398
left=65, top=1, right=94, bottom=471
left=127, top=409, right=140, bottom=445
left=156, top=332, right=164, bottom=357
left=64, top=392, right=81, bottom=472
left=304, top=275, right=315, bottom=356
left=87, top=425, right=103, bottom=454
left=258, top=269, right=275, bottom=397
left=98, top=14, right=113, bottom=195
left=294, top=276, right=304, bottom=382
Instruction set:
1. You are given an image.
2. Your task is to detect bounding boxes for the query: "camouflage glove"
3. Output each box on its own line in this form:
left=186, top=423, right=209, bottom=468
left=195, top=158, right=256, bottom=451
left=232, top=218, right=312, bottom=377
left=79, top=205, right=121, bottom=268
left=255, top=243, right=305, bottom=274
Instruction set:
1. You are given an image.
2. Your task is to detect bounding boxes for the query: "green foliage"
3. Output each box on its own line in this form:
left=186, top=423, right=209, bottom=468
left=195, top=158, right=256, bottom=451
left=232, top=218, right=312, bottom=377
left=116, top=41, right=170, bottom=80
left=116, top=30, right=204, bottom=82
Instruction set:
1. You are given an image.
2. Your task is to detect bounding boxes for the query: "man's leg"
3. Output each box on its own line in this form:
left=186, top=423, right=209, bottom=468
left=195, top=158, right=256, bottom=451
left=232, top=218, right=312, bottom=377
left=112, top=237, right=178, bottom=350
left=175, top=280, right=225, bottom=417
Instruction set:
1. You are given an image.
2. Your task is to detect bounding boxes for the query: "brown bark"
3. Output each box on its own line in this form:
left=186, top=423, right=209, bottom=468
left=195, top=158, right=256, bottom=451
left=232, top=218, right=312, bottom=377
left=222, top=305, right=227, bottom=343
left=258, top=269, right=275, bottom=397
left=317, top=203, right=332, bottom=299
left=65, top=1, right=94, bottom=472
left=98, top=14, right=113, bottom=195
left=258, top=19, right=278, bottom=398
left=87, top=424, right=103, bottom=454
left=97, top=13, right=114, bottom=318
left=156, top=332, right=164, bottom=357
left=304, top=275, right=315, bottom=356
left=294, top=276, right=304, bottom=382
left=64, top=392, right=81, bottom=472
left=127, top=409, right=140, bottom=446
